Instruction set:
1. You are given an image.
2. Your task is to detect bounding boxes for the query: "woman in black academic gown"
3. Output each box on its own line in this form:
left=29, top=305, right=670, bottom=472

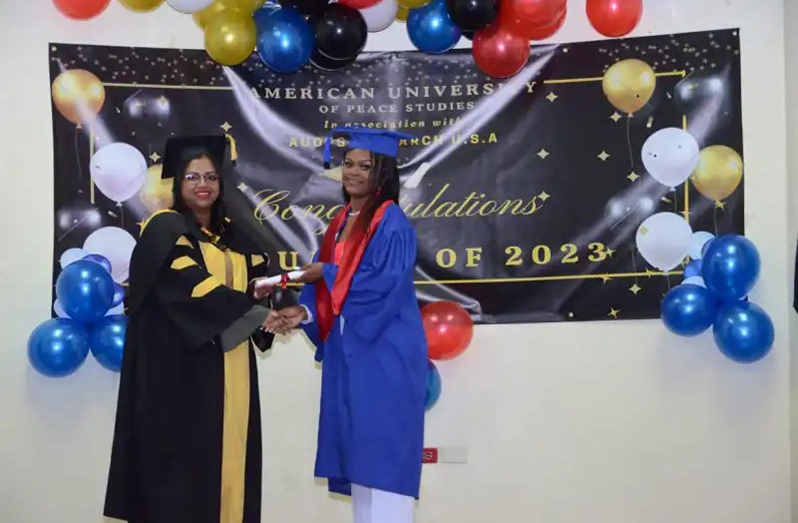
left=104, top=135, right=280, bottom=523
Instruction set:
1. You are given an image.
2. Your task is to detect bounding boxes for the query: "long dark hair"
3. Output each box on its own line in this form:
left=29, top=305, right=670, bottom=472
left=342, top=150, right=400, bottom=231
left=170, top=145, right=228, bottom=235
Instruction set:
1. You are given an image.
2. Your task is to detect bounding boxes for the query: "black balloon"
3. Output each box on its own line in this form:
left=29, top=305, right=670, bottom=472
left=462, top=30, right=475, bottom=40
left=278, top=0, right=329, bottom=17
left=673, top=70, right=729, bottom=114
left=445, top=0, right=497, bottom=32
left=310, top=48, right=357, bottom=71
left=312, top=4, right=367, bottom=61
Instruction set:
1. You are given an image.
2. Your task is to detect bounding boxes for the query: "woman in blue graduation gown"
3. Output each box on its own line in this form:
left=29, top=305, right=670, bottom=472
left=104, top=136, right=282, bottom=523
left=277, top=128, right=428, bottom=522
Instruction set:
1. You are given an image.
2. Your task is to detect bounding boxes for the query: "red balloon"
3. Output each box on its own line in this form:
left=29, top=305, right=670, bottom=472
left=473, top=22, right=530, bottom=79
left=421, top=301, right=474, bottom=361
left=586, top=0, right=642, bottom=38
left=500, top=4, right=565, bottom=40
left=338, top=0, right=382, bottom=9
left=506, top=0, right=564, bottom=27
left=53, top=0, right=111, bottom=19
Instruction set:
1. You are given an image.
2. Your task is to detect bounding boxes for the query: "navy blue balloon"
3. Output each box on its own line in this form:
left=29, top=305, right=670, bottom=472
left=424, top=360, right=442, bottom=411
left=56, top=260, right=115, bottom=323
left=28, top=318, right=89, bottom=377
left=257, top=7, right=315, bottom=74
left=683, top=260, right=702, bottom=279
left=408, top=0, right=462, bottom=54
left=713, top=302, right=774, bottom=363
left=702, top=235, right=760, bottom=301
left=90, top=315, right=128, bottom=372
left=660, top=284, right=718, bottom=337
left=83, top=253, right=112, bottom=274
left=111, top=282, right=125, bottom=308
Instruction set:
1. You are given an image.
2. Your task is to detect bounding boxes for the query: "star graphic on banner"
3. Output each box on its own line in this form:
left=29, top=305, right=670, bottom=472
left=645, top=268, right=655, bottom=278
left=627, top=172, right=639, bottom=182
left=538, top=191, right=550, bottom=202
left=537, top=149, right=549, bottom=159
left=716, top=201, right=726, bottom=210
left=606, top=247, right=616, bottom=258
left=601, top=275, right=612, bottom=284
left=598, top=151, right=610, bottom=161
left=639, top=226, right=649, bottom=236
left=608, top=308, right=620, bottom=319
left=629, top=284, right=642, bottom=295
left=149, top=152, right=161, bottom=163
left=237, top=182, right=250, bottom=191
left=220, top=122, right=233, bottom=132
left=158, top=95, right=168, bottom=105
left=546, top=92, right=558, bottom=103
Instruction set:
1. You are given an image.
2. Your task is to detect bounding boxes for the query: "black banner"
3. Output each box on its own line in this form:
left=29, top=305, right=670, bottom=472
left=49, top=29, right=743, bottom=324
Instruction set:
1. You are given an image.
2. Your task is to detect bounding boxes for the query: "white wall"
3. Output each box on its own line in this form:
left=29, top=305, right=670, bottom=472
left=0, top=1, right=791, bottom=522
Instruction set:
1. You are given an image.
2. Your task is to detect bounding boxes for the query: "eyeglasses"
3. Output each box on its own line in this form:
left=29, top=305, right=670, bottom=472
left=183, top=172, right=220, bottom=184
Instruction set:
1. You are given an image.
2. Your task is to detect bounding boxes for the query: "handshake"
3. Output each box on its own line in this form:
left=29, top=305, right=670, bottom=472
left=252, top=262, right=324, bottom=335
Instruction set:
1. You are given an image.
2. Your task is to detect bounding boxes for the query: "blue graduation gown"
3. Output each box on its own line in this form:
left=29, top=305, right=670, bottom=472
left=300, top=204, right=427, bottom=499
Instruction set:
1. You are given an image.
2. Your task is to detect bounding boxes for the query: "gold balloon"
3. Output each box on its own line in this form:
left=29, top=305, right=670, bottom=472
left=138, top=165, right=173, bottom=213
left=204, top=9, right=257, bottom=66
left=118, top=0, right=165, bottom=12
left=398, top=0, right=431, bottom=9
left=193, top=1, right=228, bottom=28
left=396, top=4, right=409, bottom=22
left=51, top=69, right=106, bottom=125
left=220, top=0, right=264, bottom=13
left=690, top=145, right=743, bottom=201
left=602, top=59, right=656, bottom=115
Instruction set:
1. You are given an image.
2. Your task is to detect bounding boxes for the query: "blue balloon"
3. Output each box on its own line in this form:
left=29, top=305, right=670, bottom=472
left=90, top=315, right=127, bottom=372
left=714, top=302, right=774, bottom=363
left=257, top=7, right=315, bottom=74
left=28, top=318, right=89, bottom=378
left=83, top=253, right=113, bottom=274
left=661, top=284, right=718, bottom=336
left=424, top=360, right=442, bottom=411
left=683, top=260, right=702, bottom=279
left=253, top=1, right=281, bottom=30
left=702, top=235, right=760, bottom=301
left=111, top=282, right=125, bottom=308
left=56, top=260, right=115, bottom=323
left=408, top=0, right=461, bottom=54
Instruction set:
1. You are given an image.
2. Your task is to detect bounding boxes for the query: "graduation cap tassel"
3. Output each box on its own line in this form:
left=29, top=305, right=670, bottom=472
left=225, top=133, right=238, bottom=164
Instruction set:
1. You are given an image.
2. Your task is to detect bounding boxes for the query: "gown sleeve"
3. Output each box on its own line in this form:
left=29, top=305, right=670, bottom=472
left=320, top=223, right=417, bottom=342
left=154, top=237, right=270, bottom=352
left=299, top=253, right=323, bottom=353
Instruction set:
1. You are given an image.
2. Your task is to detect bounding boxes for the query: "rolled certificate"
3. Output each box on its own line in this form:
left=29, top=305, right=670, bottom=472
left=253, top=270, right=305, bottom=291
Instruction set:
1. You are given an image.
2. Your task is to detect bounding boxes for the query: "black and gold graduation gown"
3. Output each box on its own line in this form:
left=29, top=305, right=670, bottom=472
left=104, top=210, right=278, bottom=523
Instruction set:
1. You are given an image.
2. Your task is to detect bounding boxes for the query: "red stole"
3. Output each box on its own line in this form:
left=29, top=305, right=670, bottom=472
left=316, top=201, right=392, bottom=341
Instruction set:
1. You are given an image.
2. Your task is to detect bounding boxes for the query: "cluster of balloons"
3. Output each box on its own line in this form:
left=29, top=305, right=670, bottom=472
left=420, top=300, right=473, bottom=411
left=29, top=255, right=128, bottom=378
left=52, top=0, right=645, bottom=78
left=661, top=234, right=774, bottom=364
left=603, top=59, right=744, bottom=202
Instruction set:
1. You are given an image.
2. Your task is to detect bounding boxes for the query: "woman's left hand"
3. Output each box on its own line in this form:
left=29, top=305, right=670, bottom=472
left=299, top=262, right=324, bottom=284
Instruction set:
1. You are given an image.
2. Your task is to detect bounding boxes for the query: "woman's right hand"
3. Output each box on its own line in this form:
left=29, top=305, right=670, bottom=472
left=279, top=306, right=309, bottom=331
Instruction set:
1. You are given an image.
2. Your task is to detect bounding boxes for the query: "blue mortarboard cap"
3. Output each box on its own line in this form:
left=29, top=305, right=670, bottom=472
left=322, top=127, right=415, bottom=168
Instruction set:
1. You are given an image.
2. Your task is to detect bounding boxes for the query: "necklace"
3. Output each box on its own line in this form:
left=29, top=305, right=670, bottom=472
left=348, top=210, right=360, bottom=217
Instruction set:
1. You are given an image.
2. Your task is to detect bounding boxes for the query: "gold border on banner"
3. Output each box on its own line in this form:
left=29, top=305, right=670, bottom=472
left=101, top=70, right=689, bottom=285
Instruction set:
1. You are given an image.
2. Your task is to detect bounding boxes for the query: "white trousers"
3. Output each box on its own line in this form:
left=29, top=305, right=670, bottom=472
left=351, top=484, right=415, bottom=523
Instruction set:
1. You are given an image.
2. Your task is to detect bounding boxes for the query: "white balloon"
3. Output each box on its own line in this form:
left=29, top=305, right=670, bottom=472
left=53, top=300, right=71, bottom=318
left=84, top=226, right=137, bottom=282
left=90, top=143, right=148, bottom=203
left=361, top=0, right=399, bottom=32
left=682, top=276, right=706, bottom=287
left=636, top=212, right=693, bottom=272
left=641, top=128, right=700, bottom=188
left=59, top=247, right=88, bottom=269
left=688, top=231, right=715, bottom=260
left=167, top=0, right=214, bottom=13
